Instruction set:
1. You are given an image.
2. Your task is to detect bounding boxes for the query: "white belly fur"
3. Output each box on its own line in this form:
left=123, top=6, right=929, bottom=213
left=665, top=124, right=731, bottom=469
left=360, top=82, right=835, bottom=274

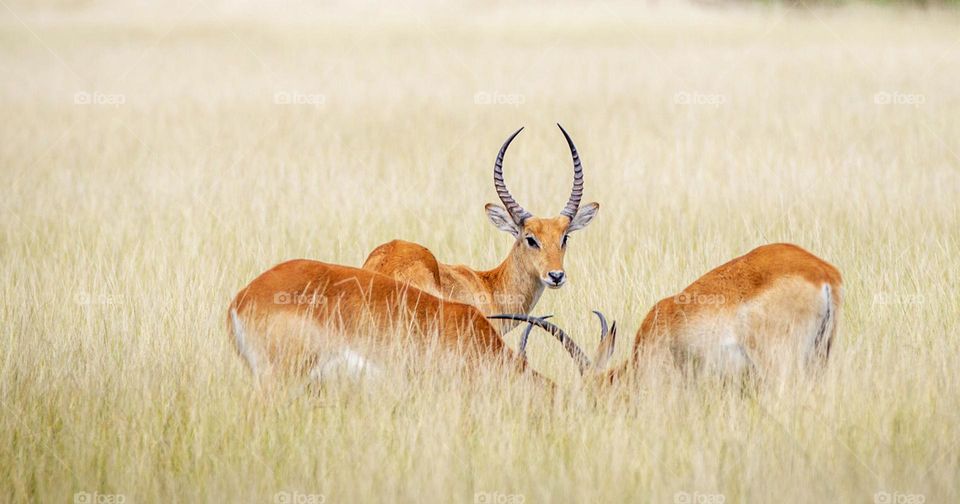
left=310, top=347, right=383, bottom=384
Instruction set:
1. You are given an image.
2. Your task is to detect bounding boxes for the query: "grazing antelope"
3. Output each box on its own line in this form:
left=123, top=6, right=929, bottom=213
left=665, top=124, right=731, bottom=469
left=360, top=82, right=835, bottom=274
left=227, top=259, right=550, bottom=390
left=494, top=243, right=843, bottom=382
left=362, top=125, right=600, bottom=333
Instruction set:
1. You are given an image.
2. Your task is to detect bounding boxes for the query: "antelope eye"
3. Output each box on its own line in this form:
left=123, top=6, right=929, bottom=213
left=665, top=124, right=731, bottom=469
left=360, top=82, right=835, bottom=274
left=525, top=236, right=539, bottom=248
left=562, top=234, right=569, bottom=247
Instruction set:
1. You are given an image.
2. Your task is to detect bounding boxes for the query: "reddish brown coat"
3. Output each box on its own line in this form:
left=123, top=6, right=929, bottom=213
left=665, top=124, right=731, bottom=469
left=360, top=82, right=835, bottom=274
left=228, top=259, right=539, bottom=386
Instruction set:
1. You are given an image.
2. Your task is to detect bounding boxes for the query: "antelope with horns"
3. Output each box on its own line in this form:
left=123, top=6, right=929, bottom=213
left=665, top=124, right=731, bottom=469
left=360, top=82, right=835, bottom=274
left=362, top=124, right=600, bottom=333
left=493, top=243, right=843, bottom=382
left=227, top=259, right=552, bottom=390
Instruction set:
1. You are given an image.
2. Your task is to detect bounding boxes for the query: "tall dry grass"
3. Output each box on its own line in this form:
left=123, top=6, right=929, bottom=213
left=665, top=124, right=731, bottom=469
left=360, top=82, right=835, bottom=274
left=1, top=1, right=959, bottom=502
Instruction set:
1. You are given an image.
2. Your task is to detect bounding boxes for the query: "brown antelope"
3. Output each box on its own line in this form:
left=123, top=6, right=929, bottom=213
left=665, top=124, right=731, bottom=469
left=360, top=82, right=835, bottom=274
left=227, top=259, right=550, bottom=389
left=362, top=125, right=599, bottom=333
left=493, top=243, right=843, bottom=382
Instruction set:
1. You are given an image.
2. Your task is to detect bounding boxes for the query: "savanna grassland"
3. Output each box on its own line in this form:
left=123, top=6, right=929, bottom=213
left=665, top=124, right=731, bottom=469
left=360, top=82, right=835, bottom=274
left=1, top=1, right=959, bottom=503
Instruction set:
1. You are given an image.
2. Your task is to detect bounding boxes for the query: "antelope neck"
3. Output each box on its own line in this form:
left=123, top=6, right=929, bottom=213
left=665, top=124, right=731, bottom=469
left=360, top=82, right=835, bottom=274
left=481, top=245, right=544, bottom=316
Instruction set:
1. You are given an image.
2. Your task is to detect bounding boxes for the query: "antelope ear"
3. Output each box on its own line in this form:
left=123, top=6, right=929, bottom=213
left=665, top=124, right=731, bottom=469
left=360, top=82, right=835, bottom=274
left=567, top=202, right=599, bottom=232
left=485, top=204, right=521, bottom=237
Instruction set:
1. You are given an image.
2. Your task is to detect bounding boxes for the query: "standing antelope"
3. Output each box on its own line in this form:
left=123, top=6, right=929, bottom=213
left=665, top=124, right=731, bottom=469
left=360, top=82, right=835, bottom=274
left=362, top=125, right=600, bottom=333
left=494, top=243, right=843, bottom=382
left=227, top=259, right=550, bottom=390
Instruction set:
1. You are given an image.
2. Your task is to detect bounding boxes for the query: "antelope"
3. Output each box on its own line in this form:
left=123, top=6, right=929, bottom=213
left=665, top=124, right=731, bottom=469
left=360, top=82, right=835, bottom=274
left=493, top=243, right=843, bottom=382
left=227, top=258, right=551, bottom=390
left=362, top=125, right=600, bottom=333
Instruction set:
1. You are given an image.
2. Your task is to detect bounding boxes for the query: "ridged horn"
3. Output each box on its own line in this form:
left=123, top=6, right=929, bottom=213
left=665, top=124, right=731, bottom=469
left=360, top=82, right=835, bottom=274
left=488, top=313, right=591, bottom=376
left=557, top=123, right=584, bottom=220
left=518, top=315, right=553, bottom=358
left=493, top=127, right=533, bottom=225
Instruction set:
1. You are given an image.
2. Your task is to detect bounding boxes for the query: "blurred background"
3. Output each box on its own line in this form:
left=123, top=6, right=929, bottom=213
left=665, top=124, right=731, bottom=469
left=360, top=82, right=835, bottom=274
left=2, top=1, right=958, bottom=503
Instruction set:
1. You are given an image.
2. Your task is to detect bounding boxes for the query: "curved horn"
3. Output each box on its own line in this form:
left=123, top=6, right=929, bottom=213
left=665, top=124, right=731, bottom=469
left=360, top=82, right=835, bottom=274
left=592, top=310, right=609, bottom=341
left=518, top=315, right=553, bottom=357
left=557, top=124, right=584, bottom=220
left=494, top=127, right=533, bottom=225
left=489, top=313, right=591, bottom=375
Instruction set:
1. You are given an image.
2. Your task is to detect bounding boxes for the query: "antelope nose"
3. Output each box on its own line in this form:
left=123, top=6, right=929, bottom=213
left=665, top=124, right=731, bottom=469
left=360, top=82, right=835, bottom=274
left=548, top=271, right=565, bottom=284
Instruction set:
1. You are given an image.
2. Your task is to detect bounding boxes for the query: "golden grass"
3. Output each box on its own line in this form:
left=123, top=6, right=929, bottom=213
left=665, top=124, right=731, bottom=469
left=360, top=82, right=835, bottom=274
left=2, top=1, right=959, bottom=502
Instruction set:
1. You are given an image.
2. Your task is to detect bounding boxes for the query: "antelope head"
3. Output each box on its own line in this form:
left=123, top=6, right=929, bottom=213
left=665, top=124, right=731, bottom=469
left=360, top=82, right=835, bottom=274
left=485, top=124, right=600, bottom=289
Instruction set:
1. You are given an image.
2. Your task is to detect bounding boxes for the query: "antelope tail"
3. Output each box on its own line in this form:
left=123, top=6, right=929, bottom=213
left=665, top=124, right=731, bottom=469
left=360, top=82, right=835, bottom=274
left=230, top=308, right=260, bottom=374
left=812, top=284, right=836, bottom=362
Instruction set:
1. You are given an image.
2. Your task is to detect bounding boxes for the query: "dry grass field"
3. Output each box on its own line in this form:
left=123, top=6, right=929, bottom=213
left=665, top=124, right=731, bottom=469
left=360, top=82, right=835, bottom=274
left=2, top=1, right=959, bottom=502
